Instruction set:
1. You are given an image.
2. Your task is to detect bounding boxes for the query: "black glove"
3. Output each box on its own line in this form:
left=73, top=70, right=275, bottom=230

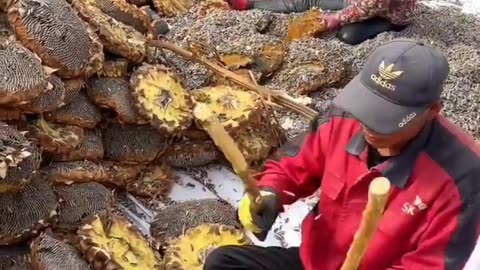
left=237, top=188, right=281, bottom=241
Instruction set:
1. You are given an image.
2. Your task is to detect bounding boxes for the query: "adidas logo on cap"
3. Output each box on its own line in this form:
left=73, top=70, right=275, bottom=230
left=398, top=112, right=417, bottom=128
left=370, top=61, right=404, bottom=91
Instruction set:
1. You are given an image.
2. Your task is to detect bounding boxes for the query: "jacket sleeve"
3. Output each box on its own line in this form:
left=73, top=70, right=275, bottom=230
left=256, top=111, right=335, bottom=206
left=335, top=0, right=389, bottom=25
left=386, top=190, right=480, bottom=270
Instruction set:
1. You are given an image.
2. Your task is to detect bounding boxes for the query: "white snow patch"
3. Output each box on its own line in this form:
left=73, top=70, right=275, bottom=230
left=423, top=0, right=480, bottom=14
left=167, top=172, right=218, bottom=202
left=197, top=164, right=245, bottom=208
left=275, top=197, right=318, bottom=247
left=464, top=237, right=480, bottom=270
left=462, top=0, right=480, bottom=15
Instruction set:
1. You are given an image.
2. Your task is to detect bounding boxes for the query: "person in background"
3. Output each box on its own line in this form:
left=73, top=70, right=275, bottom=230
left=202, top=38, right=480, bottom=270
left=226, top=0, right=418, bottom=45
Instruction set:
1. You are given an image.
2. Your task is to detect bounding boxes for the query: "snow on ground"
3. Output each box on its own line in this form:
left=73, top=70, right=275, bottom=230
left=422, top=0, right=480, bottom=14
left=465, top=240, right=480, bottom=270
left=159, top=0, right=480, bottom=267
left=463, top=1, right=480, bottom=14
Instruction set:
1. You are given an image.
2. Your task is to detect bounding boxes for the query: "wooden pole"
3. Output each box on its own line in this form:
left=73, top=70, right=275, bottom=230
left=192, top=103, right=263, bottom=212
left=340, top=177, right=391, bottom=270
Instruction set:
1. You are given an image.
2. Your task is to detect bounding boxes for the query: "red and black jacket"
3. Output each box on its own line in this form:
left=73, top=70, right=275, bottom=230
left=258, top=106, right=480, bottom=270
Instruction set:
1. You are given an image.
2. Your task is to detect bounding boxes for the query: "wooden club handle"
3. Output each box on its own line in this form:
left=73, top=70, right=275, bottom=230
left=192, top=103, right=263, bottom=212
left=340, top=177, right=391, bottom=270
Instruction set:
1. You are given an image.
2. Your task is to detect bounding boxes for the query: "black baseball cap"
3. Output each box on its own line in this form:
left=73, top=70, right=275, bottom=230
left=333, top=39, right=449, bottom=135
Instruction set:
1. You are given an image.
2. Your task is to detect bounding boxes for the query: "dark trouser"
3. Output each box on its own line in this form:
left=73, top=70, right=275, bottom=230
left=203, top=245, right=304, bottom=270
left=336, top=17, right=407, bottom=45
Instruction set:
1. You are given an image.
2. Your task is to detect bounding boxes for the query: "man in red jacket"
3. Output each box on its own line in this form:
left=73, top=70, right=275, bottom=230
left=203, top=38, right=480, bottom=270
left=227, top=0, right=417, bottom=45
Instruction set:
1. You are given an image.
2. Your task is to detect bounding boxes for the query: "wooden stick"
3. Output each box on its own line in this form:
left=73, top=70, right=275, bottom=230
left=192, top=103, right=263, bottom=212
left=340, top=177, right=391, bottom=270
left=147, top=39, right=318, bottom=120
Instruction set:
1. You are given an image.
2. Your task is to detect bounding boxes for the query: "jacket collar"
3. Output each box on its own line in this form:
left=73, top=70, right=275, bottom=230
left=346, top=122, right=433, bottom=189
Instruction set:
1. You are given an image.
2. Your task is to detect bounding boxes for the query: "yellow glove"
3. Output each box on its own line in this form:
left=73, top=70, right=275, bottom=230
left=238, top=190, right=280, bottom=235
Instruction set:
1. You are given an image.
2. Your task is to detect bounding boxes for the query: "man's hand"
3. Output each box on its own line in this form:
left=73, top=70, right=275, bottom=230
left=227, top=0, right=251, bottom=10
left=238, top=190, right=280, bottom=235
left=323, top=13, right=342, bottom=31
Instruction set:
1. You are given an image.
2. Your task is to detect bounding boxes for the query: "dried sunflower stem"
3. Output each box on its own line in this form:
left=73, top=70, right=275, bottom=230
left=187, top=39, right=223, bottom=65
left=147, top=39, right=317, bottom=120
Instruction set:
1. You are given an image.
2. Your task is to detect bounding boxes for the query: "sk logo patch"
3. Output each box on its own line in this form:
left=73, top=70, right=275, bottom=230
left=402, top=195, right=427, bottom=215
left=414, top=195, right=427, bottom=210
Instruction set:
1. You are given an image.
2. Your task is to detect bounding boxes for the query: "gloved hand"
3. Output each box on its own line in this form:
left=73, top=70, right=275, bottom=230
left=323, top=13, right=342, bottom=31
left=238, top=189, right=281, bottom=238
left=227, top=0, right=251, bottom=10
